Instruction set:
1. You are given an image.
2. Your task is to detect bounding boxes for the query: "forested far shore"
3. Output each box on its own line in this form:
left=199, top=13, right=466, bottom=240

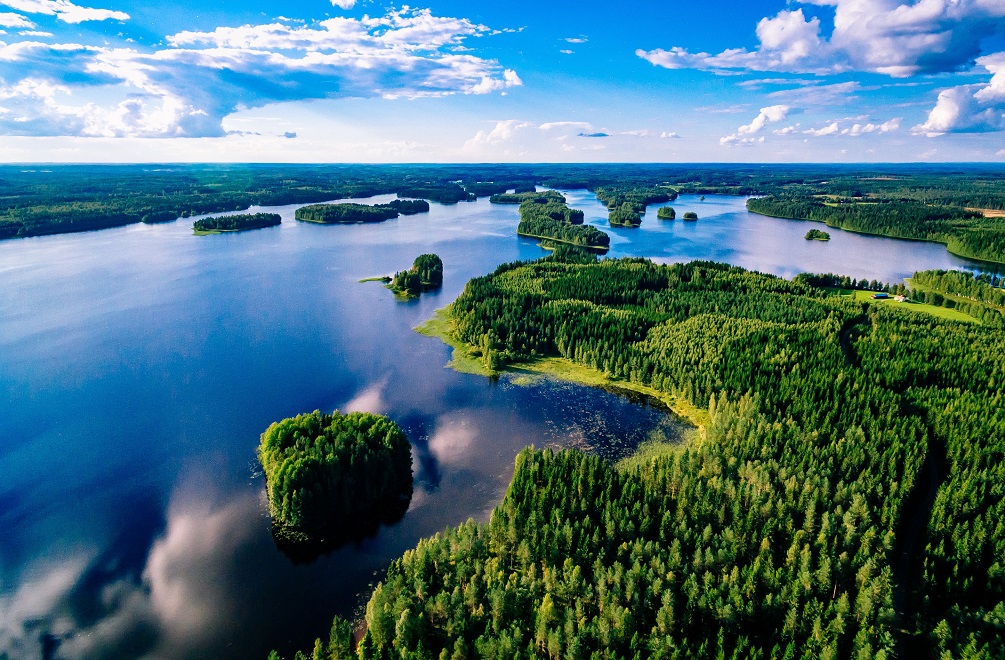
left=747, top=195, right=1005, bottom=264
left=277, top=254, right=1005, bottom=659
left=4, top=164, right=1005, bottom=242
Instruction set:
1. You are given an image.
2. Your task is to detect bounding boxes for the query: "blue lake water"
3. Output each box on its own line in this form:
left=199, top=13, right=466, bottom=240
left=0, top=191, right=984, bottom=659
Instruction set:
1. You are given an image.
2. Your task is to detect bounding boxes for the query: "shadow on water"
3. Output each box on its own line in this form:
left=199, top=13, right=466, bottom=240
left=271, top=491, right=413, bottom=566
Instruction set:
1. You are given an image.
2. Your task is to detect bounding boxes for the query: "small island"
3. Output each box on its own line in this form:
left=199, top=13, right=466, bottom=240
left=391, top=254, right=443, bottom=296
left=258, top=410, right=412, bottom=540
left=657, top=206, right=676, bottom=220
left=608, top=203, right=642, bottom=228
left=805, top=228, right=831, bottom=241
left=192, top=213, right=281, bottom=235
left=295, top=200, right=429, bottom=224
left=682, top=211, right=698, bottom=221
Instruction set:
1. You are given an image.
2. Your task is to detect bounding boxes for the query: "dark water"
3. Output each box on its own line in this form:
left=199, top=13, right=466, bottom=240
left=0, top=191, right=985, bottom=659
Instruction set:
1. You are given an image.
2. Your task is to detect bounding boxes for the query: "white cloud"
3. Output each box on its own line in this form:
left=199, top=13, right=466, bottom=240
left=0, top=0, right=128, bottom=23
left=463, top=119, right=532, bottom=150
left=560, top=49, right=573, bottom=55
left=914, top=52, right=1005, bottom=136
left=330, top=0, right=355, bottom=8
left=0, top=10, right=31, bottom=26
left=638, top=0, right=1005, bottom=77
left=740, top=104, right=790, bottom=134
left=564, top=36, right=587, bottom=44
left=773, top=124, right=801, bottom=135
left=0, top=7, right=521, bottom=137
left=538, top=120, right=591, bottom=131
left=721, top=104, right=789, bottom=146
left=841, top=118, right=900, bottom=135
left=804, top=122, right=839, bottom=136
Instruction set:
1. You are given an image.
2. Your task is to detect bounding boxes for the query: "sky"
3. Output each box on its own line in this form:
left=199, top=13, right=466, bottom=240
left=0, top=0, right=1003, bottom=162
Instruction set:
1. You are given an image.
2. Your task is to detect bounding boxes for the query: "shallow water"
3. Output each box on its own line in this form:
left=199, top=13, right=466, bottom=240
left=0, top=190, right=985, bottom=659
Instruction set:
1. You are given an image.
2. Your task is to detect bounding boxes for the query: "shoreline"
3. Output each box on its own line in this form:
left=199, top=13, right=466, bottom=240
left=747, top=207, right=1005, bottom=267
left=415, top=306, right=708, bottom=438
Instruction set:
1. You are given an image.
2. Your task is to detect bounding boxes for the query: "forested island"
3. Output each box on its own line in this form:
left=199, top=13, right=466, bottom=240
left=595, top=185, right=677, bottom=228
left=682, top=211, right=698, bottom=221
left=514, top=192, right=609, bottom=251
left=278, top=253, right=1005, bottom=659
left=805, top=228, right=830, bottom=241
left=657, top=206, right=676, bottom=220
left=258, top=410, right=412, bottom=539
left=390, top=254, right=443, bottom=296
left=192, top=213, right=281, bottom=235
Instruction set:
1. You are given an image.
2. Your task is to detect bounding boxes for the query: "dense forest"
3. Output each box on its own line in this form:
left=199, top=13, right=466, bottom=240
left=391, top=254, right=444, bottom=296
left=192, top=213, right=281, bottom=234
left=657, top=206, right=676, bottom=220
left=682, top=212, right=698, bottom=221
left=595, top=185, right=676, bottom=228
left=295, top=203, right=401, bottom=224
left=384, top=199, right=431, bottom=215
left=747, top=196, right=1004, bottom=263
left=515, top=193, right=609, bottom=251
left=4, top=165, right=1005, bottom=245
left=258, top=410, right=412, bottom=538
left=279, top=255, right=1005, bottom=659
left=805, top=229, right=830, bottom=241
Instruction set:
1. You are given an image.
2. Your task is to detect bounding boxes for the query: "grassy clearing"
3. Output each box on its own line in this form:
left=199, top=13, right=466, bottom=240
left=830, top=289, right=980, bottom=324
left=415, top=306, right=708, bottom=434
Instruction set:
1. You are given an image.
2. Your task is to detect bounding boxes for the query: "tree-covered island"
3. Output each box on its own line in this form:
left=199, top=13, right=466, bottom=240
left=514, top=192, right=609, bottom=251
left=805, top=228, right=831, bottom=241
left=390, top=254, right=444, bottom=296
left=257, top=410, right=412, bottom=540
left=295, top=200, right=430, bottom=224
left=657, top=206, right=676, bottom=220
left=682, top=211, right=698, bottom=221
left=595, top=185, right=677, bottom=228
left=192, top=213, right=282, bottom=235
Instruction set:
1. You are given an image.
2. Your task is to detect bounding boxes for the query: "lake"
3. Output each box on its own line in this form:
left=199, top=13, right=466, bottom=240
left=0, top=191, right=984, bottom=659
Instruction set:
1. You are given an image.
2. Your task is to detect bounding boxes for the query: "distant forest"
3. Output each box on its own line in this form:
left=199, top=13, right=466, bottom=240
left=3, top=165, right=1005, bottom=264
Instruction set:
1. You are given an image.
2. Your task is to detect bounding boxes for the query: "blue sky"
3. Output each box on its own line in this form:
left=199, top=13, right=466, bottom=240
left=0, top=0, right=1002, bottom=162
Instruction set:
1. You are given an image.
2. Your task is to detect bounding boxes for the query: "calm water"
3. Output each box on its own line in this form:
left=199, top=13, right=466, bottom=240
left=0, top=191, right=984, bottom=659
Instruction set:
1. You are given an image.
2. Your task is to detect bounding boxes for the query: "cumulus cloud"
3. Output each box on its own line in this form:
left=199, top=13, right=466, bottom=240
left=0, top=0, right=128, bottom=23
left=0, top=7, right=521, bottom=137
left=721, top=104, right=789, bottom=146
left=914, top=52, right=1005, bottom=136
left=0, top=11, right=31, bottom=26
left=463, top=119, right=532, bottom=150
left=804, top=122, right=840, bottom=136
left=330, top=0, right=355, bottom=8
left=841, top=118, right=900, bottom=135
left=638, top=0, right=1005, bottom=77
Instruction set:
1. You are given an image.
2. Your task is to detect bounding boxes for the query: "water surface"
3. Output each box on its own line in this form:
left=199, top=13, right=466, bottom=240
left=0, top=190, right=986, bottom=659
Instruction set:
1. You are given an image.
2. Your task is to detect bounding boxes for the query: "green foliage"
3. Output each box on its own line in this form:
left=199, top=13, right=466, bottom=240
left=805, top=229, right=830, bottom=241
left=594, top=185, right=676, bottom=213
left=608, top=203, right=642, bottom=228
left=490, top=191, right=563, bottom=205
left=748, top=196, right=1004, bottom=263
left=258, top=410, right=412, bottom=535
left=342, top=257, right=1004, bottom=659
left=295, top=203, right=400, bottom=224
left=384, top=199, right=430, bottom=215
left=396, top=184, right=474, bottom=204
left=193, top=213, right=281, bottom=233
left=682, top=211, right=698, bottom=221
left=515, top=193, right=608, bottom=250
left=657, top=206, right=676, bottom=220
left=391, top=254, right=444, bottom=295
